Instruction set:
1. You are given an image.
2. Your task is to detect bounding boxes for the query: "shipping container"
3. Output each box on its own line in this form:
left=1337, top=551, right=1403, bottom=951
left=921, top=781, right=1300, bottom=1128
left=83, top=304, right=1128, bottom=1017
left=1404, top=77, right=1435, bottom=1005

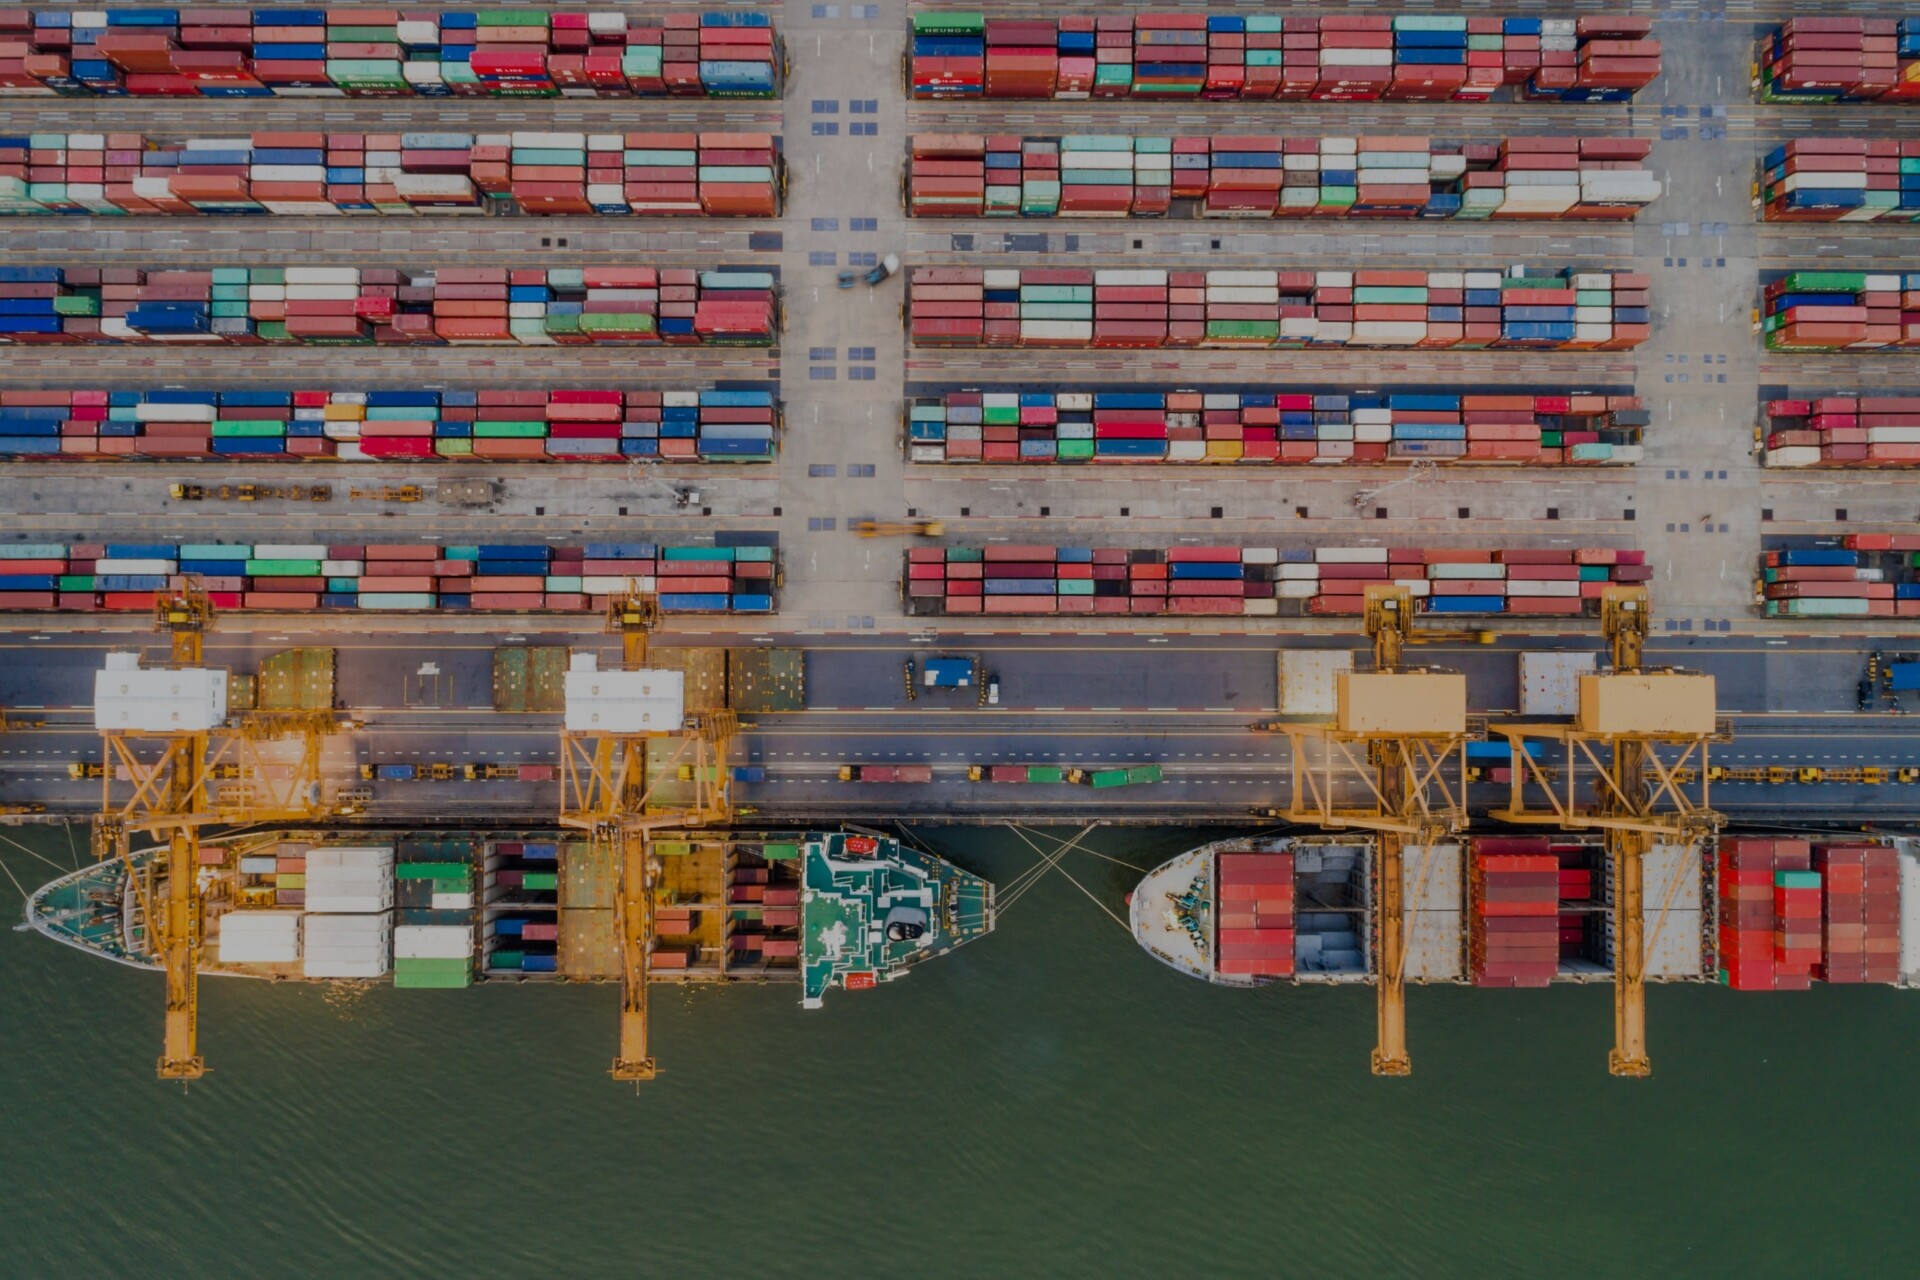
left=0, top=385, right=776, bottom=463
left=908, top=132, right=1657, bottom=222
left=1756, top=534, right=1920, bottom=618
left=1756, top=20, right=1920, bottom=104
left=0, top=10, right=781, bottom=100
left=0, top=539, right=777, bottom=615
left=906, top=384, right=1647, bottom=467
left=1761, top=391, right=1920, bottom=468
left=911, top=14, right=1658, bottom=102
left=907, top=265, right=1648, bottom=352
left=906, top=544, right=1648, bottom=617
left=0, top=265, right=777, bottom=348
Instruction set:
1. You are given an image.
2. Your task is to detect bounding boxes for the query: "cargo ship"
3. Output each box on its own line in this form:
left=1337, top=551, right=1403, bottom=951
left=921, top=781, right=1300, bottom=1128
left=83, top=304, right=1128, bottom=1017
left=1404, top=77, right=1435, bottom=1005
left=25, top=828, right=993, bottom=1012
left=1131, top=832, right=1920, bottom=990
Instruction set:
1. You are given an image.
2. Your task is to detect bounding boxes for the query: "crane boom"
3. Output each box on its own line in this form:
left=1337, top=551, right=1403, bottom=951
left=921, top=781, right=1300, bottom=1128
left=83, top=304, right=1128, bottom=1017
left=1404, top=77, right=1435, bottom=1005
left=561, top=583, right=736, bottom=1082
left=1487, top=585, right=1723, bottom=1078
left=1282, top=585, right=1468, bottom=1077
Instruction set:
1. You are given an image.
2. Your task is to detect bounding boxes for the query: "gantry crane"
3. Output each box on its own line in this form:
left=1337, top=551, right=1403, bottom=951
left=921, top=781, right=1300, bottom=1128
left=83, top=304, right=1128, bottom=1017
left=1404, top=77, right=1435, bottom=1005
left=557, top=585, right=736, bottom=1081
left=1487, top=585, right=1723, bottom=1078
left=1277, top=585, right=1471, bottom=1076
left=92, top=580, right=348, bottom=1079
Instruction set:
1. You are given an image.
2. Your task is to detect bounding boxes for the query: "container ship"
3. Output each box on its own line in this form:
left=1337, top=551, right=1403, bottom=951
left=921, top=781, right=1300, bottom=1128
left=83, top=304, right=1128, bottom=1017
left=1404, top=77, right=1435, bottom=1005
left=25, top=827, right=993, bottom=1012
left=1130, top=832, right=1920, bottom=990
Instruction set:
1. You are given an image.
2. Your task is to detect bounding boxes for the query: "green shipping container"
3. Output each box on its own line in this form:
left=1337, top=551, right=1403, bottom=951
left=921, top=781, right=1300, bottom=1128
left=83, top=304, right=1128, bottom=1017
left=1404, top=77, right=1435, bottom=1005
left=245, top=558, right=322, bottom=575
left=397, top=863, right=470, bottom=881
left=393, top=959, right=472, bottom=990
left=522, top=872, right=558, bottom=891
left=1025, top=766, right=1064, bottom=784
left=762, top=842, right=801, bottom=860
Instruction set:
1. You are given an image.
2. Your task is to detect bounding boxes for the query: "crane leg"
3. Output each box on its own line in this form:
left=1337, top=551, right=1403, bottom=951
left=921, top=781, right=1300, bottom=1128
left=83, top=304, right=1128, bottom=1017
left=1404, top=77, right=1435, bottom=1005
left=1608, top=835, right=1651, bottom=1078
left=157, top=829, right=205, bottom=1081
left=611, top=829, right=656, bottom=1081
left=1372, top=837, right=1411, bottom=1077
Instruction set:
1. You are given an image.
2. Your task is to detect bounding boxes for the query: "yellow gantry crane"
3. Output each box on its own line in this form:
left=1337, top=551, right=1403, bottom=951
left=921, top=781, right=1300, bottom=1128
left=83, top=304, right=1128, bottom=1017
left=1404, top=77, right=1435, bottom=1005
left=92, top=580, right=346, bottom=1080
left=557, top=586, right=736, bottom=1081
left=1280, top=585, right=1470, bottom=1076
left=1487, top=586, right=1724, bottom=1078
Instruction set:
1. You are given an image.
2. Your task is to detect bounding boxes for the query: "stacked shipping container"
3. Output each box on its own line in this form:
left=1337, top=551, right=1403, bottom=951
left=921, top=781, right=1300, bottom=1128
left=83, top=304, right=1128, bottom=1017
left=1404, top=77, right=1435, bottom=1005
left=0, top=9, right=779, bottom=98
left=1718, top=836, right=1798, bottom=990
left=0, top=131, right=780, bottom=217
left=904, top=545, right=1651, bottom=617
left=1756, top=18, right=1920, bottom=102
left=1757, top=535, right=1920, bottom=617
left=907, top=387, right=1647, bottom=465
left=1814, top=844, right=1901, bottom=983
left=1760, top=139, right=1920, bottom=221
left=907, top=266, right=1649, bottom=350
left=1762, top=394, right=1920, bottom=468
left=0, top=387, right=776, bottom=461
left=1762, top=271, right=1920, bottom=351
left=909, top=13, right=1659, bottom=102
left=0, top=541, right=777, bottom=613
left=908, top=133, right=1659, bottom=220
left=485, top=839, right=560, bottom=974
left=1215, top=850, right=1294, bottom=978
left=1470, top=838, right=1558, bottom=988
left=0, top=266, right=779, bottom=345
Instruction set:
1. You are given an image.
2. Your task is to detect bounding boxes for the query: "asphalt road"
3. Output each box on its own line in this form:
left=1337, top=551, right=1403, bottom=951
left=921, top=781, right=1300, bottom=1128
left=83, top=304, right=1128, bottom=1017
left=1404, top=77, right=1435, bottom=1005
left=3, top=628, right=1915, bottom=826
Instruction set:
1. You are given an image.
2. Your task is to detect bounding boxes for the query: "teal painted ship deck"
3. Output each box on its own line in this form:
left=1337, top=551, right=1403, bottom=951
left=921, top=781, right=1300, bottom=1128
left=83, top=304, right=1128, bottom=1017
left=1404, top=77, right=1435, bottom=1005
left=801, top=831, right=994, bottom=1008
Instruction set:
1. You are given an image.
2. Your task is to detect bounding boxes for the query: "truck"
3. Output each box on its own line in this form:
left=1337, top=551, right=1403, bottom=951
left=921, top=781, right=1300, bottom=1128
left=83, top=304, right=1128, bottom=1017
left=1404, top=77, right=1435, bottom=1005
left=731, top=766, right=767, bottom=783
left=464, top=763, right=519, bottom=781
left=967, top=764, right=1066, bottom=783
left=838, top=764, right=934, bottom=783
left=517, top=764, right=557, bottom=783
left=920, top=656, right=978, bottom=689
left=1067, top=765, right=1162, bottom=787
left=362, top=763, right=418, bottom=782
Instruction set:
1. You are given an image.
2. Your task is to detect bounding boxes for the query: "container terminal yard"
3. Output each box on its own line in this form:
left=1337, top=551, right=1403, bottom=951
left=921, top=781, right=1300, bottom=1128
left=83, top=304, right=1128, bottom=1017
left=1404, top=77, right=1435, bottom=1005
left=6, top=0, right=1920, bottom=1090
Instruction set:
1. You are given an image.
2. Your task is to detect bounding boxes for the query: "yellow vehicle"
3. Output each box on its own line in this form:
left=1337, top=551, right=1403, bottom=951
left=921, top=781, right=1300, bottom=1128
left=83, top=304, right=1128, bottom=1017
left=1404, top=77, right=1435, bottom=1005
left=169, top=483, right=205, bottom=501
left=853, top=518, right=944, bottom=538
left=463, top=763, right=519, bottom=781
left=425, top=762, right=456, bottom=781
left=68, top=761, right=105, bottom=780
left=350, top=485, right=424, bottom=503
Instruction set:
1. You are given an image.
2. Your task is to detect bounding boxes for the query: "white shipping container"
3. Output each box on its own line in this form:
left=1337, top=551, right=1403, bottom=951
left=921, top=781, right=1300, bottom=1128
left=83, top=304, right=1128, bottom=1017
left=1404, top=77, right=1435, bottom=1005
left=431, top=892, right=475, bottom=911
left=1866, top=427, right=1920, bottom=444
left=512, top=131, right=587, bottom=150
left=1506, top=579, right=1582, bottom=597
left=982, top=268, right=1021, bottom=291
left=1427, top=563, right=1505, bottom=580
left=134, top=402, right=216, bottom=423
left=394, top=924, right=473, bottom=960
left=284, top=267, right=360, bottom=286
left=93, top=559, right=177, bottom=575
left=1350, top=321, right=1426, bottom=345
left=1315, top=547, right=1387, bottom=564
left=1207, top=270, right=1279, bottom=288
left=216, top=910, right=302, bottom=964
left=1314, top=271, right=1354, bottom=289
left=1865, top=273, right=1903, bottom=292
left=1094, top=269, right=1166, bottom=287
left=1239, top=547, right=1279, bottom=565
left=1319, top=48, right=1392, bottom=66
left=1019, top=320, right=1094, bottom=341
left=252, top=543, right=328, bottom=560
left=1275, top=580, right=1318, bottom=599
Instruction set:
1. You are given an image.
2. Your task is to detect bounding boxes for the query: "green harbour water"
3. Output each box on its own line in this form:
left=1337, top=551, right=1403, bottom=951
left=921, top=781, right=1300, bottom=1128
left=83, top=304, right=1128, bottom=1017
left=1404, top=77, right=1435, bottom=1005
left=3, top=822, right=1917, bottom=1277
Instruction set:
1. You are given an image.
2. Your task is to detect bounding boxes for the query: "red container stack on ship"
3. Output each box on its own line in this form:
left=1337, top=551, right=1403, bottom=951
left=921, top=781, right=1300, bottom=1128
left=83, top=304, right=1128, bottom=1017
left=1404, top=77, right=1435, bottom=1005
left=1813, top=843, right=1901, bottom=983
left=1470, top=837, right=1559, bottom=987
left=1215, top=849, right=1295, bottom=978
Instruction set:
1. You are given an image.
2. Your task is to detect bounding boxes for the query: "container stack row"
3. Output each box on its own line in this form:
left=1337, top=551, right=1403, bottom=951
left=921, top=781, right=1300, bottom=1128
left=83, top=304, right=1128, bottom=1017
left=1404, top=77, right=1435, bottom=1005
left=301, top=846, right=395, bottom=980
left=1469, top=838, right=1558, bottom=988
left=0, top=130, right=781, bottom=217
left=1757, top=535, right=1920, bottom=618
left=0, top=262, right=776, bottom=342
left=1761, top=271, right=1920, bottom=351
left=1756, top=18, right=1920, bottom=103
left=1717, top=836, right=1791, bottom=990
left=1762, top=394, right=1920, bottom=468
left=1814, top=844, right=1901, bottom=984
left=906, top=388, right=1647, bottom=465
left=0, top=541, right=778, bottom=613
left=1215, top=850, right=1294, bottom=978
left=0, top=265, right=779, bottom=346
left=393, top=838, right=478, bottom=989
left=0, top=9, right=781, bottom=98
left=904, top=545, right=1650, bottom=617
left=484, top=840, right=560, bottom=976
left=907, top=133, right=1658, bottom=220
left=0, top=387, right=777, bottom=462
left=909, top=13, right=1659, bottom=102
left=1760, top=140, right=1920, bottom=222
left=723, top=851, right=803, bottom=972
left=907, top=266, right=1649, bottom=350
